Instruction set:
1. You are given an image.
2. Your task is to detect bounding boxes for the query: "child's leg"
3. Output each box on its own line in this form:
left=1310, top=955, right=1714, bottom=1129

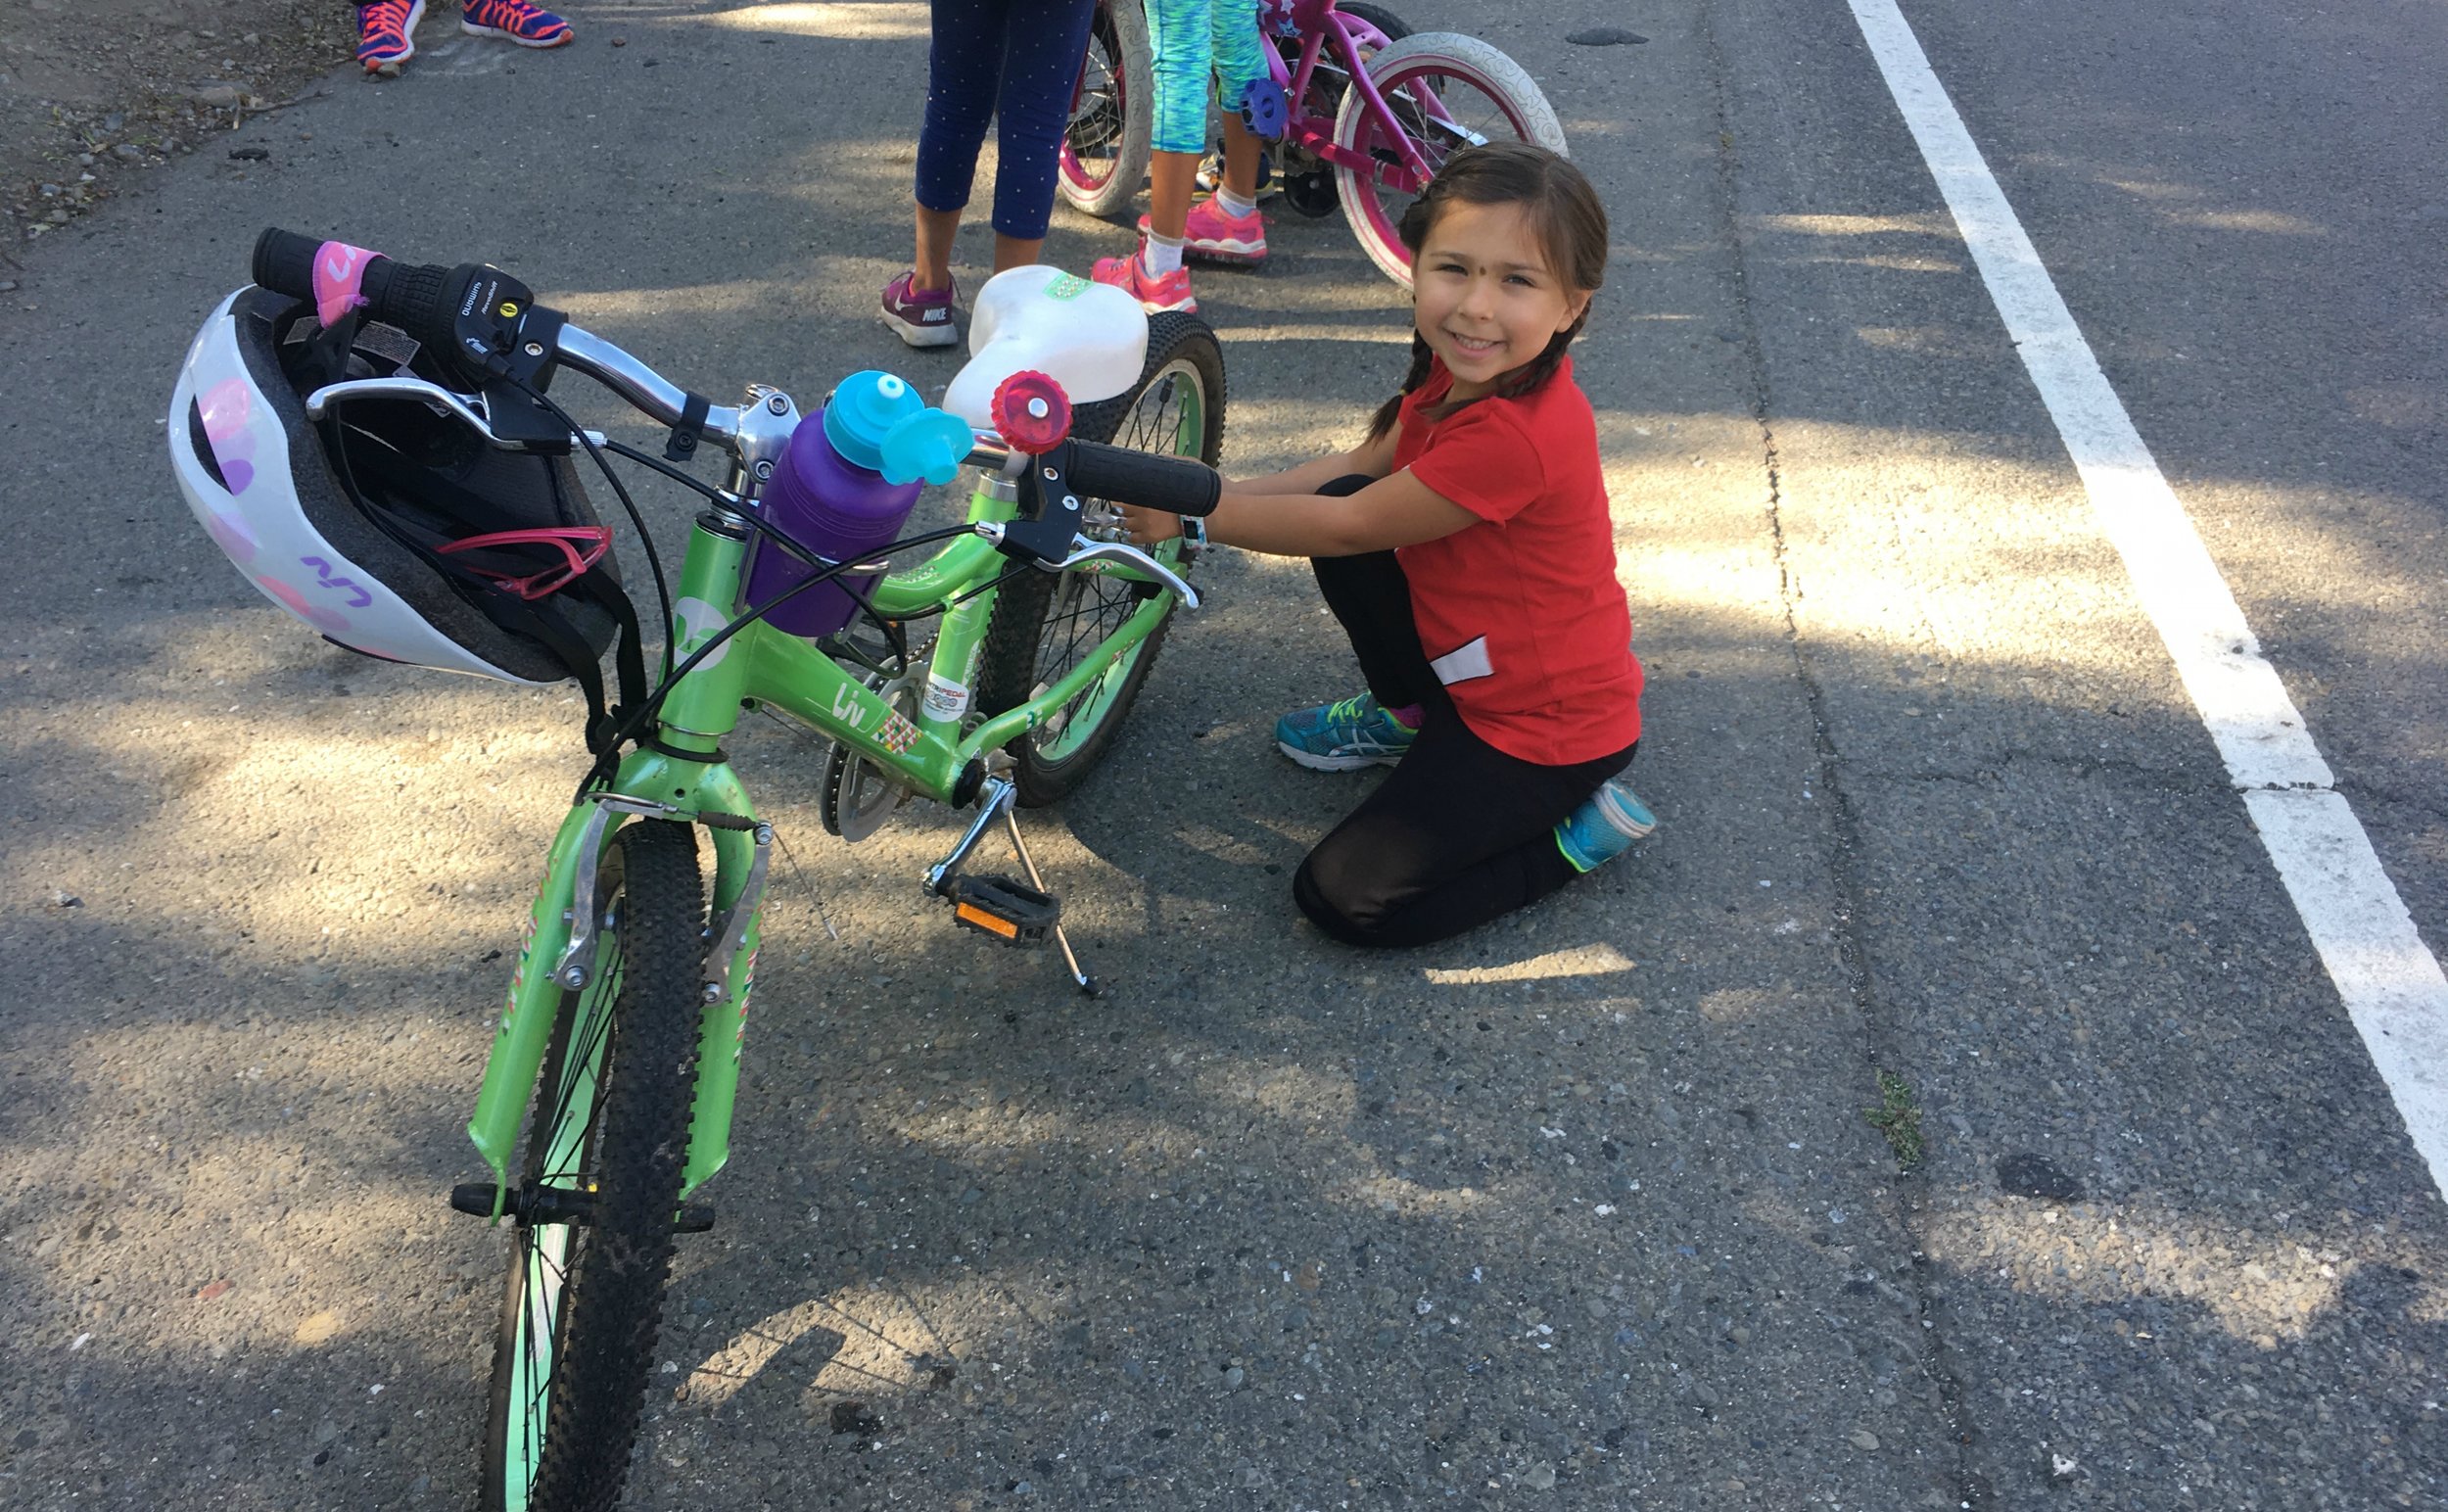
left=1209, top=0, right=1269, bottom=203
left=1142, top=0, right=1215, bottom=243
left=913, top=0, right=1007, bottom=288
left=986, top=0, right=1098, bottom=252
left=1144, top=0, right=1216, bottom=161
left=1307, top=473, right=1433, bottom=710
left=1310, top=550, right=1434, bottom=715
left=1294, top=721, right=1640, bottom=948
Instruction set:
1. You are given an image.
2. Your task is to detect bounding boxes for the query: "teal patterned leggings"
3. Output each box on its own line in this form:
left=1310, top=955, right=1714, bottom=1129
left=1145, top=0, right=1270, bottom=155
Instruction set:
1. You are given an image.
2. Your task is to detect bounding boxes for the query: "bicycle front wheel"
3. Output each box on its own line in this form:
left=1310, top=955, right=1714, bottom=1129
left=480, top=821, right=705, bottom=1512
left=1331, top=32, right=1569, bottom=286
left=974, top=312, right=1226, bottom=806
left=1059, top=0, right=1154, bottom=218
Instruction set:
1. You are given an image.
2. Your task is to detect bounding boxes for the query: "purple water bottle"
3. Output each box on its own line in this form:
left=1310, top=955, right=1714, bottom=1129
left=743, top=371, right=969, bottom=638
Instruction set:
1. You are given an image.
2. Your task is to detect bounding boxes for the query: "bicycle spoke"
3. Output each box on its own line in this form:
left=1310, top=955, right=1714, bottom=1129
left=541, top=952, right=621, bottom=1171
left=1356, top=64, right=1537, bottom=253
left=1064, top=22, right=1127, bottom=184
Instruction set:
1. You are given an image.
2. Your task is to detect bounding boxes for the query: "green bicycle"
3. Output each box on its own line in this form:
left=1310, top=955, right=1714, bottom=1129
left=175, top=229, right=1228, bottom=1510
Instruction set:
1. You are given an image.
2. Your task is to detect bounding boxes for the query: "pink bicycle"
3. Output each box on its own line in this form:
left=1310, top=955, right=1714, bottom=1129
left=1058, top=0, right=1568, bottom=288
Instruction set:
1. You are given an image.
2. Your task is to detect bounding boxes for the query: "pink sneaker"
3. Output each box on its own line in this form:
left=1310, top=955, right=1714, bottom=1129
left=1138, top=198, right=1268, bottom=265
left=1091, top=250, right=1198, bottom=313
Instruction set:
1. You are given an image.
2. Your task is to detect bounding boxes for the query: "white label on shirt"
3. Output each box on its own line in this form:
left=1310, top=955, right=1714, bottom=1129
left=1430, top=636, right=1494, bottom=686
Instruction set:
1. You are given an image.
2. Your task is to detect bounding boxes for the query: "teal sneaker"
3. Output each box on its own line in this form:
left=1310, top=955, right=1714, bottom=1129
left=1274, top=692, right=1418, bottom=771
left=1555, top=770, right=1658, bottom=873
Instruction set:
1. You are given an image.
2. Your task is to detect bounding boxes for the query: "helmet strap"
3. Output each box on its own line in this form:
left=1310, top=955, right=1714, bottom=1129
left=293, top=304, right=367, bottom=394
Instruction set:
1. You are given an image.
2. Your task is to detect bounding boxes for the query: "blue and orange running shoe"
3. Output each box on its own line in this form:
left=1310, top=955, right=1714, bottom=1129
left=355, top=0, right=424, bottom=75
left=1274, top=692, right=1417, bottom=772
left=462, top=0, right=573, bottom=47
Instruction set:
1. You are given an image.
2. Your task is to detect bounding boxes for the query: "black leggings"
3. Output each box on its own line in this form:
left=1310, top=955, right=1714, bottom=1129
left=1290, top=477, right=1638, bottom=948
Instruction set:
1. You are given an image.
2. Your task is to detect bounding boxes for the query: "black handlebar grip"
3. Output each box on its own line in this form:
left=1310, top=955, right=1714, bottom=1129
left=1062, top=439, right=1224, bottom=518
left=250, top=227, right=477, bottom=379
left=359, top=259, right=460, bottom=355
left=250, top=227, right=328, bottom=300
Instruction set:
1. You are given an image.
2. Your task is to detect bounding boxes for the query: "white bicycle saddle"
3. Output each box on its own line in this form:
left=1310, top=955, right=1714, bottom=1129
left=943, top=265, right=1151, bottom=429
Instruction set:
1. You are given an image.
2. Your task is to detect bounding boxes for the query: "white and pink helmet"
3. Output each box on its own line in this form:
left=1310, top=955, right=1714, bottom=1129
left=167, top=286, right=621, bottom=684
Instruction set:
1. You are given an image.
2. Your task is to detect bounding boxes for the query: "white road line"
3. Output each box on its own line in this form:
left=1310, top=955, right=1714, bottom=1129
left=1848, top=0, right=2448, bottom=1198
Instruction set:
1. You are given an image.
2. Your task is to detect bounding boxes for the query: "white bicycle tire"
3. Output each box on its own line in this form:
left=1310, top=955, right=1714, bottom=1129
left=1330, top=31, right=1570, bottom=287
left=1059, top=0, right=1155, bottom=219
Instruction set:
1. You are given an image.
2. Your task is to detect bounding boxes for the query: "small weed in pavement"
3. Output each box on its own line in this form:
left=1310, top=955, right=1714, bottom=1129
left=1864, top=1069, right=1925, bottom=1170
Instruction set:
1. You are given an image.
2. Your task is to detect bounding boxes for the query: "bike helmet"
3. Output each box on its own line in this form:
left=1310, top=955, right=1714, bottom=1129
left=167, top=285, right=626, bottom=685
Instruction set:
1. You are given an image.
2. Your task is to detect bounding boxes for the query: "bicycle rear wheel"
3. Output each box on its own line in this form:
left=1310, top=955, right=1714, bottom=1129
left=1331, top=32, right=1569, bottom=286
left=1059, top=0, right=1153, bottom=219
left=973, top=312, right=1226, bottom=806
left=480, top=821, right=705, bottom=1512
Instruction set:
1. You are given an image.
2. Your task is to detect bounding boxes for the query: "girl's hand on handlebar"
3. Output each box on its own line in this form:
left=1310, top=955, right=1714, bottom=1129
left=1121, top=505, right=1185, bottom=546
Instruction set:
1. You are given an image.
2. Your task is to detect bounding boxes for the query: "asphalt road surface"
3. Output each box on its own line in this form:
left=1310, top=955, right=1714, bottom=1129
left=3, top=1, right=2443, bottom=1508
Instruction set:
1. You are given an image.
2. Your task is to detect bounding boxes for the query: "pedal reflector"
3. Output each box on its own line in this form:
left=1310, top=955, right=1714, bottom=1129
left=956, top=902, right=1020, bottom=939
left=946, top=874, right=1059, bottom=947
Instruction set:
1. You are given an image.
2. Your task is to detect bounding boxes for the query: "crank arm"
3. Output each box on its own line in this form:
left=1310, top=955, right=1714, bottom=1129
left=923, top=776, right=1016, bottom=896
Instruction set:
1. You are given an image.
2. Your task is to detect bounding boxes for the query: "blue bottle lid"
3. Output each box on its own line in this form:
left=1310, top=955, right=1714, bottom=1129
left=878, top=408, right=973, bottom=487
left=823, top=370, right=921, bottom=473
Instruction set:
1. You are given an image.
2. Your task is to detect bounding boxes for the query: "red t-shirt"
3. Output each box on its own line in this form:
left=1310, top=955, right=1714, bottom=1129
left=1391, top=354, right=1643, bottom=765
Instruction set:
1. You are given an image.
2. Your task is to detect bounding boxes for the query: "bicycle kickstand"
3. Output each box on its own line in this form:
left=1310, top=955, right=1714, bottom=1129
left=999, top=807, right=1099, bottom=998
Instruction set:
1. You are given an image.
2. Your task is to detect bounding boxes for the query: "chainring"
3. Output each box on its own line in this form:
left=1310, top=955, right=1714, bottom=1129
left=822, top=671, right=920, bottom=842
left=1279, top=165, right=1341, bottom=218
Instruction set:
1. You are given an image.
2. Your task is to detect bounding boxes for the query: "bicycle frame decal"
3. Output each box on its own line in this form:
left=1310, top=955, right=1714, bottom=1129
left=673, top=595, right=735, bottom=671
left=876, top=709, right=922, bottom=754
left=500, top=910, right=541, bottom=1029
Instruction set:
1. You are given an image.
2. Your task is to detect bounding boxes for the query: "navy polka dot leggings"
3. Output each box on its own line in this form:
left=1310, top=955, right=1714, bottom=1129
left=917, top=0, right=1100, bottom=241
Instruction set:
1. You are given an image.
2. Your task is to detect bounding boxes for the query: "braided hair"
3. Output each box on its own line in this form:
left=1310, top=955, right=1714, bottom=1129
left=1365, top=141, right=1610, bottom=445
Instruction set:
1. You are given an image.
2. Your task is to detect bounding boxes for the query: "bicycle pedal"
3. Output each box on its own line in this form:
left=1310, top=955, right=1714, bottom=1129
left=944, top=874, right=1059, bottom=948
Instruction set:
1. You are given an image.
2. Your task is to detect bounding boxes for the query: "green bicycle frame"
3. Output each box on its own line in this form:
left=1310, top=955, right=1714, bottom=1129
left=464, top=473, right=1178, bottom=1200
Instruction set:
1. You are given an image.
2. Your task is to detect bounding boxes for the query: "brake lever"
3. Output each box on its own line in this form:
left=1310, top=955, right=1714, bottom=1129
left=303, top=375, right=603, bottom=453
left=1058, top=535, right=1202, bottom=610
left=306, top=375, right=498, bottom=435
left=969, top=522, right=1201, bottom=610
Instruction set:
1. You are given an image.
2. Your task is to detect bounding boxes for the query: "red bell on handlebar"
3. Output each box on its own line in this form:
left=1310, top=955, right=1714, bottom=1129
left=990, top=370, right=1072, bottom=453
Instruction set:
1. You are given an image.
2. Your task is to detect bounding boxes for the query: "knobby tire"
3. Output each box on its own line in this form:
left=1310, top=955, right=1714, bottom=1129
left=480, top=820, right=706, bottom=1512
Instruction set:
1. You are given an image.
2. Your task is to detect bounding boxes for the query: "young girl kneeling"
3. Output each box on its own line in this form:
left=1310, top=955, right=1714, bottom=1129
left=1127, top=141, right=1654, bottom=948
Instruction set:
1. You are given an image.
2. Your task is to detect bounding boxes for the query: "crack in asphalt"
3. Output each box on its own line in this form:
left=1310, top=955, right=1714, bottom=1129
left=1700, top=4, right=1993, bottom=1505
